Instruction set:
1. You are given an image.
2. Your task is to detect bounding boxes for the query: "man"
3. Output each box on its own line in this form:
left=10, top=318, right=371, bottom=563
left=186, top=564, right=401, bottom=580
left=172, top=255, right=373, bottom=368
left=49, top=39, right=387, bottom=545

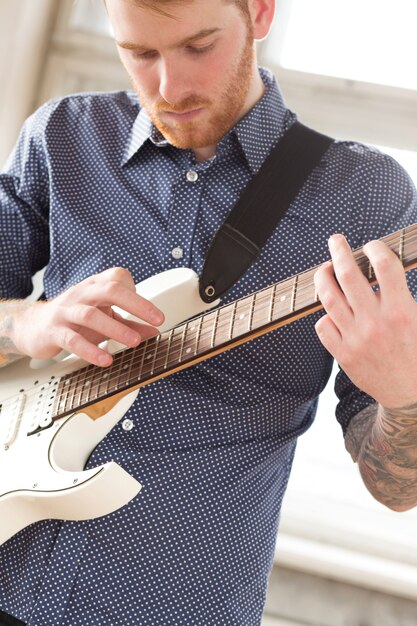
left=1, top=0, right=417, bottom=624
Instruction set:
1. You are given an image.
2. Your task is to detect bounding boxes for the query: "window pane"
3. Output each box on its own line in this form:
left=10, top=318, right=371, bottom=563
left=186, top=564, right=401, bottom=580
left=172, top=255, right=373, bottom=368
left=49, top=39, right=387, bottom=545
left=70, top=1, right=112, bottom=37
left=265, top=0, right=417, bottom=90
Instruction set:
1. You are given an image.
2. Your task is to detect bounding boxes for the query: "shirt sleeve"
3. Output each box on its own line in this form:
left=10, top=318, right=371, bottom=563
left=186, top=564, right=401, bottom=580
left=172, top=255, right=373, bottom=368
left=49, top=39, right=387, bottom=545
left=334, top=149, right=417, bottom=435
left=0, top=106, right=51, bottom=299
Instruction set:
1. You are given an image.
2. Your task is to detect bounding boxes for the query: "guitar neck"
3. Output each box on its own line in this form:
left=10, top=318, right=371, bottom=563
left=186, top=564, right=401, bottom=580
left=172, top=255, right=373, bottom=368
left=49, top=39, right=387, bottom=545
left=53, top=224, right=417, bottom=419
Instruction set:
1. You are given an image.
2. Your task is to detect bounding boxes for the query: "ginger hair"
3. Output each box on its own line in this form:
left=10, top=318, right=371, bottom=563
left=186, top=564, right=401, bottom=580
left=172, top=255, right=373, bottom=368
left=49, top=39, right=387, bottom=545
left=107, top=0, right=250, bottom=19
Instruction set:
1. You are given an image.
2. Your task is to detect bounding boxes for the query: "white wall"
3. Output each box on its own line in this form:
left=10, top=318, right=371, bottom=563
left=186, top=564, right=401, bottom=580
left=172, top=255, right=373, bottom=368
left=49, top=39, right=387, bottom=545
left=0, top=0, right=57, bottom=166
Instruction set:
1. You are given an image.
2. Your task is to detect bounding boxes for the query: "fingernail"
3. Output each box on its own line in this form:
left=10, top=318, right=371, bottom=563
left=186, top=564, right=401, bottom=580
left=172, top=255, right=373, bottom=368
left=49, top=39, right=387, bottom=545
left=99, top=353, right=112, bottom=366
left=150, top=310, right=164, bottom=325
left=125, top=330, right=140, bottom=345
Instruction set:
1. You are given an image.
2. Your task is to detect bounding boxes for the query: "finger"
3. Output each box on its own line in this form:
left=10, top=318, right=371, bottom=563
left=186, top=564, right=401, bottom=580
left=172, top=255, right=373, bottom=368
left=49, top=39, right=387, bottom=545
left=314, top=260, right=354, bottom=329
left=363, top=239, right=412, bottom=304
left=315, top=313, right=343, bottom=359
left=64, top=304, right=143, bottom=348
left=111, top=312, right=161, bottom=340
left=69, top=280, right=165, bottom=327
left=57, top=327, right=113, bottom=367
left=328, top=234, right=377, bottom=312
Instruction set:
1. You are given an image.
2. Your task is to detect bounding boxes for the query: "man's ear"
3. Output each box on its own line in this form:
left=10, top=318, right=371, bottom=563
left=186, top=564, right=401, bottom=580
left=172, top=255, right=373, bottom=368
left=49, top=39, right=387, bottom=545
left=248, top=0, right=275, bottom=41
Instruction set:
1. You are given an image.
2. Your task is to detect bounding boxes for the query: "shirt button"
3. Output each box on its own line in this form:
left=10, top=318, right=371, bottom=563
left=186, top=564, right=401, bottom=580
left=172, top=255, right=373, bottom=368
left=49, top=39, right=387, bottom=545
left=171, top=247, right=184, bottom=260
left=186, top=170, right=198, bottom=182
left=122, top=419, right=134, bottom=431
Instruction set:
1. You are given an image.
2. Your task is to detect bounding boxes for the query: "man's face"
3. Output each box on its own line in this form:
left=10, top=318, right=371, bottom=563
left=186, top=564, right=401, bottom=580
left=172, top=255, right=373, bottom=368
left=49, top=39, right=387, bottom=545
left=106, top=0, right=259, bottom=152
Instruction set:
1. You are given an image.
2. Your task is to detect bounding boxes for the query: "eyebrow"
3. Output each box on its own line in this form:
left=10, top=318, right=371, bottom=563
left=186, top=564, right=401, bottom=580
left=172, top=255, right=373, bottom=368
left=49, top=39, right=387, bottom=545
left=116, top=28, right=222, bottom=52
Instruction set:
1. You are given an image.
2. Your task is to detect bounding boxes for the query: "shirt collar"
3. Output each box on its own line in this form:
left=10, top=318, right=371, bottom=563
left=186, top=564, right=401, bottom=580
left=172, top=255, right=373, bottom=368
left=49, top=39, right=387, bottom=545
left=232, top=67, right=295, bottom=174
left=123, top=106, right=166, bottom=164
left=122, top=67, right=295, bottom=170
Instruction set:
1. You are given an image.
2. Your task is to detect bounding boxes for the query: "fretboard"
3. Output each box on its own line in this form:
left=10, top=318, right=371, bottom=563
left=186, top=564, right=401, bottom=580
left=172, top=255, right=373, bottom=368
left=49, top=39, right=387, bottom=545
left=53, top=224, right=417, bottom=419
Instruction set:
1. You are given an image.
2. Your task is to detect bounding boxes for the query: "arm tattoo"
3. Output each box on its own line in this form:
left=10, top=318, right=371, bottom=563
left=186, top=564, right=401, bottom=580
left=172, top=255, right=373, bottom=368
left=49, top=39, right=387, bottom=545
left=346, top=402, right=417, bottom=511
left=0, top=301, right=27, bottom=367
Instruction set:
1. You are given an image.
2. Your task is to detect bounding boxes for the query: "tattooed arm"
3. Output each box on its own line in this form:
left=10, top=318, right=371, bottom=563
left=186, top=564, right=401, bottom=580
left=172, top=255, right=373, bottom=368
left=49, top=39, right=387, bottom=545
left=345, top=403, right=417, bottom=511
left=0, top=300, right=31, bottom=367
left=314, top=235, right=417, bottom=511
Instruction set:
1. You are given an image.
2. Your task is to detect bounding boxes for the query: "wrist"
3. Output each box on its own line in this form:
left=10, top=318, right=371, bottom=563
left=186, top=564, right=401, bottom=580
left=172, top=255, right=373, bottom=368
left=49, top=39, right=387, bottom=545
left=379, top=401, right=417, bottom=421
left=1, top=300, right=39, bottom=355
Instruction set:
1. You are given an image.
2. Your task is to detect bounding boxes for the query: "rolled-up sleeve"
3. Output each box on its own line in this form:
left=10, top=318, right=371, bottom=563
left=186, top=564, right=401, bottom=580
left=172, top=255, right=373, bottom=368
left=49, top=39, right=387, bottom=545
left=0, top=108, right=51, bottom=298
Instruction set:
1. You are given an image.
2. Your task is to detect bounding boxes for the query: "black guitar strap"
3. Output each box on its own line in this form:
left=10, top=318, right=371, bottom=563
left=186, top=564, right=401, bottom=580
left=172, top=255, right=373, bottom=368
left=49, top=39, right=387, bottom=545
left=199, top=121, right=334, bottom=303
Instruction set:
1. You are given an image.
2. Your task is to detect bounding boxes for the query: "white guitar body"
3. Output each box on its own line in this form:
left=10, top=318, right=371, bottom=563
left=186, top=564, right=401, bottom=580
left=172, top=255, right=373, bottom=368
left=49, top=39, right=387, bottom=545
left=0, top=268, right=217, bottom=546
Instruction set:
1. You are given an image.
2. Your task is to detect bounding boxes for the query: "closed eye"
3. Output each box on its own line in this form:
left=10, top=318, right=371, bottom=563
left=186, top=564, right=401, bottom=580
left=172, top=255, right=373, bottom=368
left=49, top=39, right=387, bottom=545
left=131, top=49, right=159, bottom=61
left=186, top=42, right=215, bottom=55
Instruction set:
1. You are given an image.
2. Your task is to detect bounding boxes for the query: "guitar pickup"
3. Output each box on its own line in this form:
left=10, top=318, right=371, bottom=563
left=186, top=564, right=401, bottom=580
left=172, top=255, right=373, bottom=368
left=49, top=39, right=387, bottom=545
left=0, top=393, right=26, bottom=446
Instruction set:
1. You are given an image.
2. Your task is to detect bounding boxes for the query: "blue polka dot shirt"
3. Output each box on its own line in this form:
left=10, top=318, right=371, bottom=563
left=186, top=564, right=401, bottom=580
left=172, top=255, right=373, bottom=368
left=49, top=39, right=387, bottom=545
left=1, top=68, right=417, bottom=626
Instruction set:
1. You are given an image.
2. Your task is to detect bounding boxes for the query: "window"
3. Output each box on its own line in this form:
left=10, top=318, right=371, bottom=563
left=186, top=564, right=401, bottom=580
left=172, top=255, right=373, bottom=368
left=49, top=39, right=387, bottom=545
left=264, top=0, right=417, bottom=91
left=70, top=0, right=112, bottom=38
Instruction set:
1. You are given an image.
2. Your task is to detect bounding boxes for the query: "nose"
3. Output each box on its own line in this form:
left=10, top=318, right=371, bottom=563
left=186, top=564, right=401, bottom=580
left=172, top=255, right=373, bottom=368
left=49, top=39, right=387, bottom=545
left=158, top=57, right=194, bottom=105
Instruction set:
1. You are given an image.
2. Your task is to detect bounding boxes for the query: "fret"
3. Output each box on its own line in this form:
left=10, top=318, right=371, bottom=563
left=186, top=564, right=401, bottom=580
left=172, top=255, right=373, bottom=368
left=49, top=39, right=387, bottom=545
left=68, top=369, right=80, bottom=411
left=137, top=341, right=147, bottom=381
left=268, top=284, right=276, bottom=322
left=150, top=335, right=160, bottom=376
left=272, top=279, right=293, bottom=320
left=214, top=305, right=233, bottom=345
left=402, top=224, right=417, bottom=266
left=178, top=322, right=188, bottom=363
left=97, top=369, right=112, bottom=399
left=228, top=302, right=237, bottom=340
left=294, top=269, right=317, bottom=313
left=79, top=370, right=95, bottom=406
left=88, top=366, right=103, bottom=402
left=252, top=286, right=275, bottom=329
left=198, top=309, right=217, bottom=353
left=165, top=324, right=187, bottom=368
left=115, top=351, right=134, bottom=390
left=399, top=228, right=405, bottom=262
left=154, top=333, right=170, bottom=375
left=194, top=316, right=203, bottom=355
left=232, top=297, right=253, bottom=338
left=111, top=354, right=124, bottom=392
left=140, top=337, right=159, bottom=380
left=180, top=320, right=199, bottom=360
left=112, top=350, right=135, bottom=388
left=368, top=258, right=373, bottom=281
left=290, top=275, right=298, bottom=313
left=247, top=294, right=255, bottom=331
left=211, top=309, right=220, bottom=348
left=164, top=329, right=174, bottom=369
left=56, top=377, right=70, bottom=415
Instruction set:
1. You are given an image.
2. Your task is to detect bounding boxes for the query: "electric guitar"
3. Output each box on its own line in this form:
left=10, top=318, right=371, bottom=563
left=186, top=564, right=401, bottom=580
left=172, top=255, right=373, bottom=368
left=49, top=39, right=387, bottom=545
left=1, top=224, right=417, bottom=546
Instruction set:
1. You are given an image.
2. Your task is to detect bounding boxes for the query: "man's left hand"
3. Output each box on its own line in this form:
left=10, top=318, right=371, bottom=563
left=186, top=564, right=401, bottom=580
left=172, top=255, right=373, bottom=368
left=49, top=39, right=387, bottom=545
left=314, top=234, right=417, bottom=408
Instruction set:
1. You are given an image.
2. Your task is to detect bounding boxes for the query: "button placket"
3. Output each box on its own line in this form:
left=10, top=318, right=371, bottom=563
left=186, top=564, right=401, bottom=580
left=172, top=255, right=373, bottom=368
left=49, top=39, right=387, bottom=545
left=166, top=163, right=205, bottom=267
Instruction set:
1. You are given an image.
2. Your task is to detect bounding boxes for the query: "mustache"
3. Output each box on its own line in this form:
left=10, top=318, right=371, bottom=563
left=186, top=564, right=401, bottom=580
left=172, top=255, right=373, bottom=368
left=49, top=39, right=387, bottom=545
left=154, top=96, right=210, bottom=114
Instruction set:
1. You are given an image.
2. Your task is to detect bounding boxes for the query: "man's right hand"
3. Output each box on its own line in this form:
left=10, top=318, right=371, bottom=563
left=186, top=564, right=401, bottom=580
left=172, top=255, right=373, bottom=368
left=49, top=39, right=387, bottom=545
left=3, top=267, right=165, bottom=368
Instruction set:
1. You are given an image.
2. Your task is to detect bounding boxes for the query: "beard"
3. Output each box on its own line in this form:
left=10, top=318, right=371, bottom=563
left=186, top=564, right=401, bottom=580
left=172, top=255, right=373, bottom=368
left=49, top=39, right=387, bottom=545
left=130, top=31, right=255, bottom=150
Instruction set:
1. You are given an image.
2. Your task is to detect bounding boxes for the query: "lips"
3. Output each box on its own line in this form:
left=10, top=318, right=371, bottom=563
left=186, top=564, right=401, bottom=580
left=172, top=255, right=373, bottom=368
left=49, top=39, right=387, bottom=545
left=161, top=108, right=205, bottom=122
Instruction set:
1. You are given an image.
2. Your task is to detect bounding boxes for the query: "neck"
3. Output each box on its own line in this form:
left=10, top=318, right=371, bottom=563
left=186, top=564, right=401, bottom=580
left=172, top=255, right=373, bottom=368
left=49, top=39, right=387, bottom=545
left=51, top=224, right=417, bottom=420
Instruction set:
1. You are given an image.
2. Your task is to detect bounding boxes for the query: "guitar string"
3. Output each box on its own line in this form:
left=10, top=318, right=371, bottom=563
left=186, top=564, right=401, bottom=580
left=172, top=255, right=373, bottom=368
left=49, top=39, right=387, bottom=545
left=54, top=227, right=417, bottom=411
left=3, top=227, right=415, bottom=440
left=55, top=227, right=417, bottom=403
left=5, top=227, right=416, bottom=425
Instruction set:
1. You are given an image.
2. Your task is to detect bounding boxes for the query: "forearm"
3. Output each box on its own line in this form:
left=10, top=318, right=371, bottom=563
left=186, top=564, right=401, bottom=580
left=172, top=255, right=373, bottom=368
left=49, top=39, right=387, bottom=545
left=0, top=300, right=30, bottom=367
left=346, top=402, right=417, bottom=512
